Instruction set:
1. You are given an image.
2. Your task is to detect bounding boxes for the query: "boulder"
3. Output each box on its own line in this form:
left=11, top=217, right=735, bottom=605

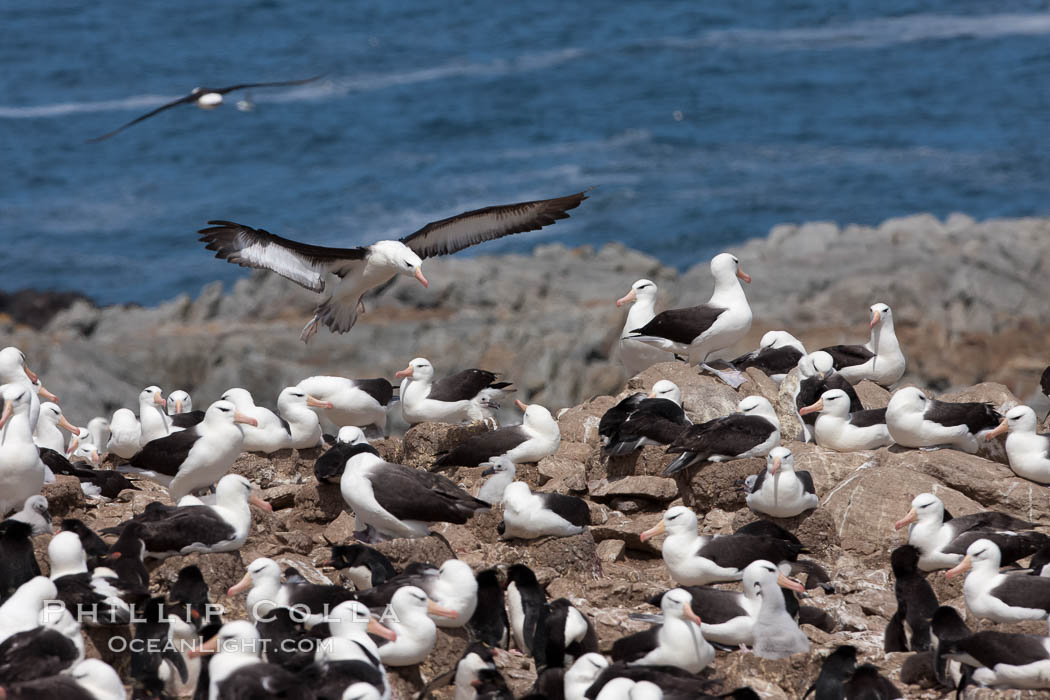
left=401, top=421, right=492, bottom=468
left=291, top=481, right=346, bottom=523
left=42, top=475, right=87, bottom=519
left=854, top=380, right=891, bottom=409
left=373, top=534, right=456, bottom=569
left=556, top=396, right=617, bottom=445
left=588, top=475, right=678, bottom=503
left=672, top=458, right=762, bottom=512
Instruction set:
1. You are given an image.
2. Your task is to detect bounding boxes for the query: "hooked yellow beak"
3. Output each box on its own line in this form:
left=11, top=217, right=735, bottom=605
left=777, top=572, right=806, bottom=593
left=894, top=507, right=918, bottom=531
left=985, top=418, right=1009, bottom=441
left=799, top=398, right=823, bottom=416
left=305, top=395, right=333, bottom=409
left=945, top=555, right=971, bottom=580
left=227, top=572, right=253, bottom=596
left=639, top=520, right=667, bottom=542
left=250, top=494, right=272, bottom=512
left=368, top=617, right=397, bottom=641
left=427, top=601, right=458, bottom=619
left=234, top=411, right=259, bottom=427
left=616, top=289, right=637, bottom=307
left=414, top=266, right=429, bottom=288
left=57, top=415, right=80, bottom=435
left=682, top=601, right=702, bottom=625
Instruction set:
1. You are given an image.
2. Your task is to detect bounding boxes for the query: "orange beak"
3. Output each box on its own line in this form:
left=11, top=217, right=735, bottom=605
left=985, top=419, right=1009, bottom=441
left=23, top=364, right=39, bottom=383
left=305, top=395, right=333, bottom=409
left=227, top=572, right=253, bottom=596
left=38, top=385, right=59, bottom=403
left=777, top=572, right=806, bottom=593
left=616, top=289, right=637, bottom=307
left=945, top=555, right=971, bottom=580
left=870, top=309, right=882, bottom=329
left=515, top=399, right=528, bottom=412
left=89, top=449, right=101, bottom=465
left=414, top=266, right=429, bottom=288
left=798, top=399, right=823, bottom=416
left=153, top=392, right=166, bottom=406
left=395, top=365, right=414, bottom=379
left=0, top=400, right=12, bottom=430
left=894, top=508, right=918, bottom=531
left=175, top=399, right=183, bottom=414
left=234, top=411, right=259, bottom=427
left=639, top=520, right=667, bottom=542
left=188, top=634, right=219, bottom=658
left=250, top=494, right=272, bottom=512
left=771, top=456, right=781, bottom=474
left=427, top=601, right=458, bottom=619
left=736, top=267, right=751, bottom=284
left=682, top=601, right=702, bottom=626
left=367, top=617, right=397, bottom=641
left=57, top=415, right=80, bottom=435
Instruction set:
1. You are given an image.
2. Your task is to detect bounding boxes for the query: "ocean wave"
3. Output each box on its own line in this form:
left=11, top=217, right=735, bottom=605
left=664, top=12, right=1050, bottom=51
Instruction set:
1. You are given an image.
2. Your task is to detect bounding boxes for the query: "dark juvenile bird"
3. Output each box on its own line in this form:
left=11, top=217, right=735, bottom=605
left=805, top=645, right=901, bottom=699
left=0, top=520, right=40, bottom=602
left=884, top=545, right=939, bottom=652
left=88, top=76, right=322, bottom=142
left=469, top=569, right=509, bottom=648
left=322, top=543, right=397, bottom=590
left=599, top=381, right=690, bottom=457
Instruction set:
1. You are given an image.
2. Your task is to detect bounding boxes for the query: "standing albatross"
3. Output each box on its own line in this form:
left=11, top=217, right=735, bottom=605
left=198, top=191, right=587, bottom=342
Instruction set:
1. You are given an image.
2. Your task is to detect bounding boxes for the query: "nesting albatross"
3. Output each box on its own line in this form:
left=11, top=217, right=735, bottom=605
left=198, top=191, right=587, bottom=342
left=339, top=444, right=489, bottom=541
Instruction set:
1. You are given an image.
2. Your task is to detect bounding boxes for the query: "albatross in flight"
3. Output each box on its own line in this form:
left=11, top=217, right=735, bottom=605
left=198, top=191, right=588, bottom=342
left=87, top=76, right=322, bottom=142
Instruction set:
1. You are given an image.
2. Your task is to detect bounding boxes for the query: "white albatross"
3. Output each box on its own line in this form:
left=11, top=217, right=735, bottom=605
left=616, top=279, right=673, bottom=377
left=985, top=405, right=1050, bottom=484
left=819, top=303, right=905, bottom=387
left=198, top=191, right=587, bottom=342
left=0, top=383, right=48, bottom=517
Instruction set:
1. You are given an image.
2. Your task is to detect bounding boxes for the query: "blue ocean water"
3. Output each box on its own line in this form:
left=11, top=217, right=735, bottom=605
left=3, top=0, right=1050, bottom=306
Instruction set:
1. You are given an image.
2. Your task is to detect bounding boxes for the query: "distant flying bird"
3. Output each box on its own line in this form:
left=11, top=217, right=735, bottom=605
left=87, top=76, right=322, bottom=142
left=198, top=191, right=588, bottom=342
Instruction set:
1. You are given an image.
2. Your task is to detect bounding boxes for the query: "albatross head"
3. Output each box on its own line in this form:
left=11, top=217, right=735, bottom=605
left=800, top=389, right=850, bottom=419
left=139, top=386, right=166, bottom=409
left=227, top=558, right=280, bottom=596
left=946, top=538, right=1000, bottom=579
left=0, top=347, right=39, bottom=385
left=986, top=404, right=1036, bottom=440
left=894, top=492, right=943, bottom=531
left=648, top=380, right=681, bottom=406
left=517, top=400, right=559, bottom=438
left=204, top=400, right=259, bottom=428
left=869, top=303, right=893, bottom=329
left=887, top=386, right=928, bottom=417
left=743, top=560, right=805, bottom=595
left=661, top=588, right=702, bottom=625
left=68, top=660, right=125, bottom=700
left=616, top=279, right=658, bottom=307
left=371, top=240, right=427, bottom=288
left=167, top=390, right=192, bottom=415
left=799, top=351, right=835, bottom=381
left=738, top=395, right=777, bottom=425
left=0, top=383, right=33, bottom=429
left=710, top=252, right=751, bottom=284
left=640, top=505, right=698, bottom=541
left=395, top=357, right=434, bottom=382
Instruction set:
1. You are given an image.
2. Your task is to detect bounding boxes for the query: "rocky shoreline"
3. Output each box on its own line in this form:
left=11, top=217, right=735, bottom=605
left=4, top=211, right=1049, bottom=422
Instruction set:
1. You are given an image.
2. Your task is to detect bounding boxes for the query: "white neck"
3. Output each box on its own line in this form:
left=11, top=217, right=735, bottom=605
left=709, top=273, right=748, bottom=309
left=622, top=296, right=657, bottom=337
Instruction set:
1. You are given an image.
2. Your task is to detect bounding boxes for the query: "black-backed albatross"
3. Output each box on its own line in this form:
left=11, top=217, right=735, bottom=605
left=198, top=191, right=587, bottom=342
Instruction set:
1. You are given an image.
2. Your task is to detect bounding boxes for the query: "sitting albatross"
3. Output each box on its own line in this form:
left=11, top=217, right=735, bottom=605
left=198, top=191, right=587, bottom=342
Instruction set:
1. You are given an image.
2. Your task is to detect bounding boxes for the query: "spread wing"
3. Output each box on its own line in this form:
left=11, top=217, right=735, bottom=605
left=215, top=75, right=324, bottom=94
left=399, top=192, right=587, bottom=259
left=86, top=93, right=199, bottom=142
left=198, top=221, right=368, bottom=292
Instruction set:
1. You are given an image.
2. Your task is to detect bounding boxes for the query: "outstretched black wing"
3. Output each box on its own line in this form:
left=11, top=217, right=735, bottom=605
left=400, top=192, right=587, bottom=259
left=198, top=221, right=368, bottom=292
